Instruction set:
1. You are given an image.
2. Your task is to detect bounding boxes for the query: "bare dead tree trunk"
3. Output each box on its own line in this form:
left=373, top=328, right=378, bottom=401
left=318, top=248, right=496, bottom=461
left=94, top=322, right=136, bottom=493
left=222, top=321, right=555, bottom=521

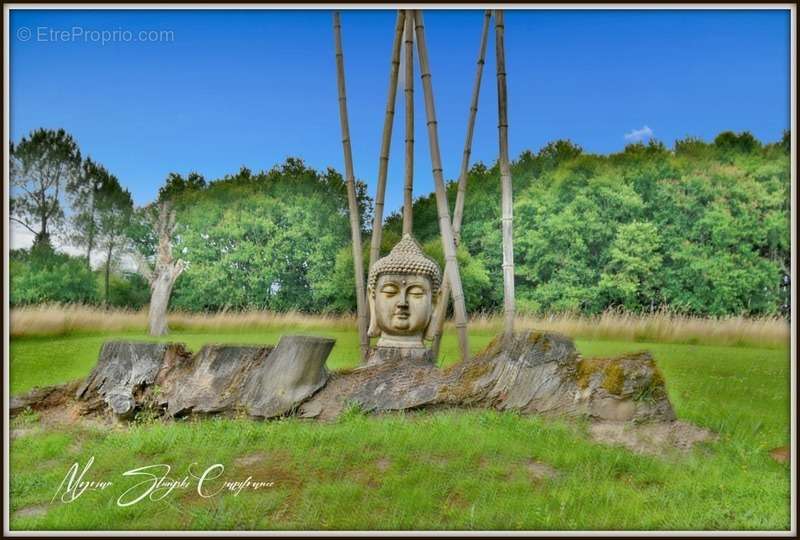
left=148, top=272, right=173, bottom=336
left=135, top=201, right=187, bottom=337
left=413, top=10, right=470, bottom=361
left=495, top=10, right=516, bottom=341
left=333, top=12, right=370, bottom=361
left=431, top=10, right=492, bottom=360
left=402, top=10, right=415, bottom=236
left=368, top=11, right=405, bottom=272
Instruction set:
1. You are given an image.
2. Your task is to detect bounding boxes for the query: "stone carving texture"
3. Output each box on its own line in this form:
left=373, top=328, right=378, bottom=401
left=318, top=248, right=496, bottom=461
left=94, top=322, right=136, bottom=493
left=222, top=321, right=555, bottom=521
left=367, top=234, right=442, bottom=351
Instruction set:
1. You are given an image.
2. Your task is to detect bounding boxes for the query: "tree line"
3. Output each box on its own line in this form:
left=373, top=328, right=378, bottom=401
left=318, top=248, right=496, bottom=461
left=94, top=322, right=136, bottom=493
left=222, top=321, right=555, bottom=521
left=9, top=128, right=791, bottom=318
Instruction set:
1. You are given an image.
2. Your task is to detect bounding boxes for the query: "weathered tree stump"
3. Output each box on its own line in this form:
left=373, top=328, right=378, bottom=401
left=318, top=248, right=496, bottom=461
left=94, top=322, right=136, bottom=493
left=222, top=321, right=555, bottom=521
left=74, top=335, right=333, bottom=420
left=76, top=342, right=186, bottom=418
left=300, top=331, right=675, bottom=422
left=12, top=331, right=675, bottom=426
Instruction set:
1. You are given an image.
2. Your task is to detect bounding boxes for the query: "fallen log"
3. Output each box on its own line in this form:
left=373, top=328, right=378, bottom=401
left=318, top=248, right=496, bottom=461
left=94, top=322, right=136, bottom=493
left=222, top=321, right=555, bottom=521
left=12, top=331, right=675, bottom=425
left=9, top=330, right=715, bottom=455
left=300, top=330, right=676, bottom=422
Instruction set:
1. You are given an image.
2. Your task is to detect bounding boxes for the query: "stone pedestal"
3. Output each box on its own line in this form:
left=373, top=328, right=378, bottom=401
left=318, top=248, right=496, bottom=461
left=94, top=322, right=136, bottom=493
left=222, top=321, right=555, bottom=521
left=364, top=346, right=435, bottom=367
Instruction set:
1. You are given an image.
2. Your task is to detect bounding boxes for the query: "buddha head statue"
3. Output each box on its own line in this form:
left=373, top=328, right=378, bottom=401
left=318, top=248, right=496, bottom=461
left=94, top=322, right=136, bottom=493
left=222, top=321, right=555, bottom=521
left=367, top=234, right=442, bottom=349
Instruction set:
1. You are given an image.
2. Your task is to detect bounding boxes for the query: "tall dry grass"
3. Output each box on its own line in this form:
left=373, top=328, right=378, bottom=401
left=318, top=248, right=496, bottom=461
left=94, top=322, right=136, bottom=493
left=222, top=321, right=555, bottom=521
left=9, top=304, right=358, bottom=338
left=9, top=304, right=790, bottom=348
left=467, top=309, right=789, bottom=349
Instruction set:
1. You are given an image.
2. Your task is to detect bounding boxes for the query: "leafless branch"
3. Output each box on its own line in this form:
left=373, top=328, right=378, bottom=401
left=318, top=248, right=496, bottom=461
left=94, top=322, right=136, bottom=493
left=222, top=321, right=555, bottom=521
left=9, top=216, right=38, bottom=235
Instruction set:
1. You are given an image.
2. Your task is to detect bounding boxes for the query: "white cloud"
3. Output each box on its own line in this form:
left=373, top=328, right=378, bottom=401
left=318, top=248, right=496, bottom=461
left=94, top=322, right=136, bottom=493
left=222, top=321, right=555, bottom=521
left=624, top=125, right=654, bottom=143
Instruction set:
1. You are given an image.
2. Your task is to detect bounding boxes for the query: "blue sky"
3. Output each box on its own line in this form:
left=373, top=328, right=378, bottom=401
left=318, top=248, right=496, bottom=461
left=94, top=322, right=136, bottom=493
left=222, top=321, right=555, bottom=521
left=10, top=8, right=791, bottom=213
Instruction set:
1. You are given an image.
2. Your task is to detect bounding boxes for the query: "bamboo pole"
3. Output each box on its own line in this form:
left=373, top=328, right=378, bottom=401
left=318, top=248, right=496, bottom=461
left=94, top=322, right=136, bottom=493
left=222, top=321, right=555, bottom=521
left=333, top=12, right=369, bottom=361
left=495, top=9, right=516, bottom=342
left=413, top=10, right=469, bottom=361
left=402, top=10, right=415, bottom=235
left=368, top=11, right=406, bottom=273
left=431, top=9, right=492, bottom=360
left=453, top=10, right=491, bottom=241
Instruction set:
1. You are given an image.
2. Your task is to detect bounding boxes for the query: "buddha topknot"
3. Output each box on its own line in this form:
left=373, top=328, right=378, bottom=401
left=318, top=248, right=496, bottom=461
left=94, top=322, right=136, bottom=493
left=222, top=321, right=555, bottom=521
left=368, top=234, right=442, bottom=295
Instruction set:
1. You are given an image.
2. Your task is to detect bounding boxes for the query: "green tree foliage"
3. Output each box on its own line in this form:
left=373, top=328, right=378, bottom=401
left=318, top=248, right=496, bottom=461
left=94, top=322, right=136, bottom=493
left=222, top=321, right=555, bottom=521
left=67, top=158, right=104, bottom=267
left=420, top=238, right=493, bottom=313
left=157, top=171, right=207, bottom=202
left=99, top=272, right=150, bottom=309
left=10, top=130, right=789, bottom=318
left=165, top=159, right=372, bottom=312
left=10, top=128, right=82, bottom=249
left=95, top=179, right=134, bottom=306
left=67, top=158, right=128, bottom=269
left=714, top=130, right=761, bottom=154
left=387, top=133, right=789, bottom=317
left=10, top=247, right=98, bottom=305
left=598, top=222, right=663, bottom=311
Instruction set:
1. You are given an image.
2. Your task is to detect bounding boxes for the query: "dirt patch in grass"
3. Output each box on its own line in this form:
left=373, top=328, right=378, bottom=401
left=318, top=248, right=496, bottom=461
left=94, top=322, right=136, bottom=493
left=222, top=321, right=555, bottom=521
left=523, top=458, right=560, bottom=481
left=231, top=450, right=299, bottom=486
left=375, top=457, right=392, bottom=472
left=12, top=504, right=48, bottom=520
left=588, top=420, right=716, bottom=456
left=235, top=452, right=268, bottom=467
left=444, top=490, right=471, bottom=510
left=769, top=446, right=790, bottom=464
left=349, top=467, right=383, bottom=489
left=10, top=427, right=40, bottom=440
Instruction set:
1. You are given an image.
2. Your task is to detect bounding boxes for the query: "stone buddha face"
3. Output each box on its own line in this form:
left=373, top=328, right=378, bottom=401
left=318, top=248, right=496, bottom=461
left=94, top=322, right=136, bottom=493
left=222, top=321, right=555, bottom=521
left=367, top=235, right=442, bottom=349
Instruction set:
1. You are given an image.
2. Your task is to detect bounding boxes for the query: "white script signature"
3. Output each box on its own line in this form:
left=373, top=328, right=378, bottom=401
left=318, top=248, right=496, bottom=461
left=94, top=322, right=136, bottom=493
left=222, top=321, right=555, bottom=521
left=51, top=456, right=275, bottom=507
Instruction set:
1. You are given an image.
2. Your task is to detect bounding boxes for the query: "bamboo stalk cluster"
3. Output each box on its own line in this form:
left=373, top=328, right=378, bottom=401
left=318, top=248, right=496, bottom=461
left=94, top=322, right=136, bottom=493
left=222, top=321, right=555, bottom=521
left=332, top=9, right=516, bottom=362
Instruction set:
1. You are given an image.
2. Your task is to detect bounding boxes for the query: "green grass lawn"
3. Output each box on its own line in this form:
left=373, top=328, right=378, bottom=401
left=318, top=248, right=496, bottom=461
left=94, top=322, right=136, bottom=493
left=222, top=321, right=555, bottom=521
left=9, top=328, right=791, bottom=531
